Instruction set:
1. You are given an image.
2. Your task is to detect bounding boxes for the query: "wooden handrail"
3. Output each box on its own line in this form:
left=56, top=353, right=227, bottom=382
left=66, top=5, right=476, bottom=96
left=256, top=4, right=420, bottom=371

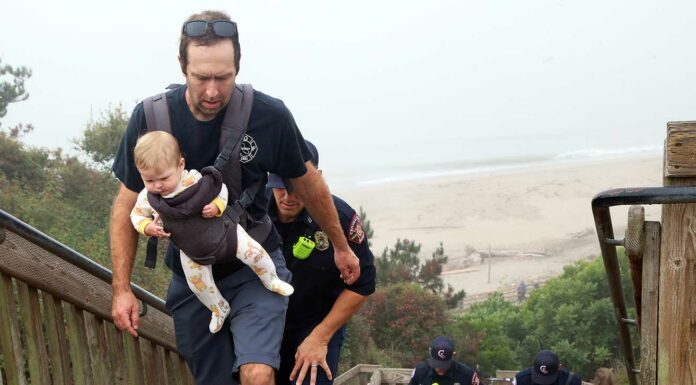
left=0, top=209, right=195, bottom=384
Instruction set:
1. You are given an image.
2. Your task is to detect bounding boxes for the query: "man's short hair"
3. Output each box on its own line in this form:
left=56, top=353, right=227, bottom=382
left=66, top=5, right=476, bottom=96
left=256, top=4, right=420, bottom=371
left=179, top=10, right=241, bottom=75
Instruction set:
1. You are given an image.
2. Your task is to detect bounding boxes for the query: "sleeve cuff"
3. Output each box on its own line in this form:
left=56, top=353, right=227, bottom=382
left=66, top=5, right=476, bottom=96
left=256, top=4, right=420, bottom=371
left=212, top=197, right=226, bottom=217
left=137, top=219, right=153, bottom=235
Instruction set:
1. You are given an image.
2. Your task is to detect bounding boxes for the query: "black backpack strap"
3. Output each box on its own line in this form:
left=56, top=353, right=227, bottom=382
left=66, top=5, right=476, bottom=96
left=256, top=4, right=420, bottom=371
left=214, top=83, right=254, bottom=197
left=214, top=83, right=272, bottom=242
left=142, top=86, right=180, bottom=268
left=144, top=237, right=158, bottom=268
left=143, top=92, right=172, bottom=134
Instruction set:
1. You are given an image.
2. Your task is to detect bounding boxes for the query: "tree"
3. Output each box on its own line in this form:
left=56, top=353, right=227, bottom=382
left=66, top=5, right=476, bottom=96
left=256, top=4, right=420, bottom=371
left=377, top=239, right=465, bottom=308
left=377, top=238, right=421, bottom=285
left=0, top=58, right=34, bottom=138
left=450, top=252, right=637, bottom=379
left=0, top=58, right=32, bottom=127
left=358, top=206, right=374, bottom=248
left=0, top=128, right=50, bottom=192
left=360, top=282, right=449, bottom=367
left=0, top=87, right=171, bottom=298
left=339, top=313, right=393, bottom=372
left=516, top=255, right=634, bottom=378
left=74, top=104, right=129, bottom=169
left=456, top=292, right=523, bottom=375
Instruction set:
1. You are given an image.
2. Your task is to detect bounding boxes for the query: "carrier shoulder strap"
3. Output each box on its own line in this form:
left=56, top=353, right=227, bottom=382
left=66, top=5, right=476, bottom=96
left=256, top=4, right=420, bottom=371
left=214, top=83, right=254, bottom=197
left=142, top=84, right=180, bottom=135
left=213, top=83, right=259, bottom=226
left=142, top=86, right=176, bottom=268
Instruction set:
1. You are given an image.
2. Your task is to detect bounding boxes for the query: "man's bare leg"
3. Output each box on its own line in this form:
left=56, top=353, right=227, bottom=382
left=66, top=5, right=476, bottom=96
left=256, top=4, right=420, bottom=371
left=240, top=363, right=275, bottom=385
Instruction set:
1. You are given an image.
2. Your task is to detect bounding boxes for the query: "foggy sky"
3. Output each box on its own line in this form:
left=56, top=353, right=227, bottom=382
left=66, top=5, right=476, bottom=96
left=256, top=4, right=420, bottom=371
left=1, top=0, right=694, bottom=175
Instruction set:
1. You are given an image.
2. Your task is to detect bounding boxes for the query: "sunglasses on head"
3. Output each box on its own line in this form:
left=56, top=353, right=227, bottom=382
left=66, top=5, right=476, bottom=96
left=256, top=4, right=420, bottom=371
left=182, top=20, right=238, bottom=38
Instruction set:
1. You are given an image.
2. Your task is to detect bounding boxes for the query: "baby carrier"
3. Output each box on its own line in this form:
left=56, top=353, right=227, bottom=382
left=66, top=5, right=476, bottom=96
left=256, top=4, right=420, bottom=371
left=142, top=83, right=272, bottom=268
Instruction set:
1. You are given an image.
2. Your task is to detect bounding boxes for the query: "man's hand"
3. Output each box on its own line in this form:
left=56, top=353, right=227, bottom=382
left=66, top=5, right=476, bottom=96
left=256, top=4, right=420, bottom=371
left=334, top=247, right=360, bottom=285
left=291, top=165, right=361, bottom=285
left=201, top=203, right=220, bottom=218
left=290, top=335, right=331, bottom=385
left=111, top=289, right=140, bottom=337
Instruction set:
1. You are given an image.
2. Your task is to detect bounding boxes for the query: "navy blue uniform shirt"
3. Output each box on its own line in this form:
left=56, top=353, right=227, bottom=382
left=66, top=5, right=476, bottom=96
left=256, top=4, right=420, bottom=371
left=514, top=367, right=582, bottom=385
left=407, top=361, right=479, bottom=385
left=268, top=195, right=376, bottom=330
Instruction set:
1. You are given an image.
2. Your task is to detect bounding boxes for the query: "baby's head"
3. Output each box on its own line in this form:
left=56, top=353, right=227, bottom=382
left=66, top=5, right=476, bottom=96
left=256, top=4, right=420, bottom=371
left=134, top=131, right=185, bottom=195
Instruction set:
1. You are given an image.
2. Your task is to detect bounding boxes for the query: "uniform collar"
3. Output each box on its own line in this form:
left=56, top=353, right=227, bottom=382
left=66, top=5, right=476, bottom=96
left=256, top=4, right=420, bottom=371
left=428, top=362, right=457, bottom=378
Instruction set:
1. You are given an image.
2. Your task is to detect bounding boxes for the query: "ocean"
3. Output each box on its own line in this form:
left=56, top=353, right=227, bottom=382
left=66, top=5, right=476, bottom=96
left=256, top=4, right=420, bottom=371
left=324, top=140, right=663, bottom=190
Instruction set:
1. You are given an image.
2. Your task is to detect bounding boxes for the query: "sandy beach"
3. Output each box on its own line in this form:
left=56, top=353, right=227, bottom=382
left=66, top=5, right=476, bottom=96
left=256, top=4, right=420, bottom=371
left=332, top=155, right=663, bottom=299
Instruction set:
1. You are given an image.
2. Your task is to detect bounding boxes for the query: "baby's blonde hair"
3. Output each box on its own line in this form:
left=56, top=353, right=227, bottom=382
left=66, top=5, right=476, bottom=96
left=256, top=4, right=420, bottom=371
left=134, top=131, right=182, bottom=171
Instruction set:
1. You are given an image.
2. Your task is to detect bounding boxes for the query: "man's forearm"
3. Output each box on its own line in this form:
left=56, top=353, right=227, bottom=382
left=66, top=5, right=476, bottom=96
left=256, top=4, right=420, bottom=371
left=309, top=290, right=367, bottom=343
left=111, top=186, right=140, bottom=293
left=293, top=165, right=349, bottom=251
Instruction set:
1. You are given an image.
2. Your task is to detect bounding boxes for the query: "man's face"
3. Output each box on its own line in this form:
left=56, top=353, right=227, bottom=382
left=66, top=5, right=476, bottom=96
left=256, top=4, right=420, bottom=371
left=273, top=187, right=306, bottom=223
left=183, top=40, right=237, bottom=121
left=434, top=368, right=447, bottom=376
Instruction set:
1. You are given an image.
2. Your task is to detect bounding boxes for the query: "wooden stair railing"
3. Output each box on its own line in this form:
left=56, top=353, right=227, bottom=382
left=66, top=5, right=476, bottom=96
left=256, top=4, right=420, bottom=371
left=0, top=209, right=195, bottom=385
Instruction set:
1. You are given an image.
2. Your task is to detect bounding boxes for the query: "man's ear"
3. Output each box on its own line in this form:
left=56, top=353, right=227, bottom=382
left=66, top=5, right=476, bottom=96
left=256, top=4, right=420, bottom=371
left=178, top=55, right=187, bottom=76
left=317, top=168, right=323, bottom=176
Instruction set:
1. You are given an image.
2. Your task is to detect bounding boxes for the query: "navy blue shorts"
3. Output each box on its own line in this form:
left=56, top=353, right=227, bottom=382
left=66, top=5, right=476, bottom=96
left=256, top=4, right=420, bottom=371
left=278, top=326, right=346, bottom=385
left=166, top=248, right=291, bottom=385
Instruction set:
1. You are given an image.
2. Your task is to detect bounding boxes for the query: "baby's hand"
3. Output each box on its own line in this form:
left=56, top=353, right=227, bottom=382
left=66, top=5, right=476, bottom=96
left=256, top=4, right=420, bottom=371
left=202, top=203, right=221, bottom=218
left=153, top=213, right=164, bottom=227
left=145, top=222, right=170, bottom=239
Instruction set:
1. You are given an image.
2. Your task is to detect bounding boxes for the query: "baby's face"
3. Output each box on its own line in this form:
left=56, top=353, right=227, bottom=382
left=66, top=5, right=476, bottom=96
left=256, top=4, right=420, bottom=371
left=139, top=164, right=181, bottom=196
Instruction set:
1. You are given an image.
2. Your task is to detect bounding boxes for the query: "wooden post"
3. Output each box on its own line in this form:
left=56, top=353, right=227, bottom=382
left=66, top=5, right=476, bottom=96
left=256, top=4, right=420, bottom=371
left=641, top=222, right=660, bottom=385
left=658, top=121, right=696, bottom=384
left=488, top=245, right=492, bottom=284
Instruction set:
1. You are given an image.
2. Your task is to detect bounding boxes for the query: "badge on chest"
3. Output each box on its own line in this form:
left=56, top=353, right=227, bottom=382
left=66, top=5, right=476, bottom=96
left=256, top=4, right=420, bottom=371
left=314, top=231, right=330, bottom=251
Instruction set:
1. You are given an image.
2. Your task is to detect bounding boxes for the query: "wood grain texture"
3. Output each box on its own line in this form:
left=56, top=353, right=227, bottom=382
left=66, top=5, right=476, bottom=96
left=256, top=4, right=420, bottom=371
left=641, top=222, right=660, bottom=385
left=0, top=273, right=26, bottom=385
left=65, top=303, right=94, bottom=385
left=658, top=132, right=696, bottom=384
left=665, top=121, right=696, bottom=177
left=17, top=281, right=51, bottom=385
left=0, top=230, right=176, bottom=350
left=41, top=291, right=72, bottom=385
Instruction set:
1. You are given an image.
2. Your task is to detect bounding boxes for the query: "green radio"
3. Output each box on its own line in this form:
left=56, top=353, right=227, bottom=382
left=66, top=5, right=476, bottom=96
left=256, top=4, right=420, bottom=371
left=293, top=236, right=316, bottom=259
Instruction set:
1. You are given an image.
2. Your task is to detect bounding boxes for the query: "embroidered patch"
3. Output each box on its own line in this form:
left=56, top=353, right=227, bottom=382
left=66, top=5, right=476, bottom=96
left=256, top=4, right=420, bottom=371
left=348, top=214, right=365, bottom=244
left=239, top=134, right=258, bottom=163
left=314, top=231, right=330, bottom=251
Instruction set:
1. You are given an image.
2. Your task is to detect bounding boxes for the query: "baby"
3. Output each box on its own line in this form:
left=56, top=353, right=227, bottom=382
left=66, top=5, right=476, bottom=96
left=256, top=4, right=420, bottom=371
left=130, top=131, right=293, bottom=333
